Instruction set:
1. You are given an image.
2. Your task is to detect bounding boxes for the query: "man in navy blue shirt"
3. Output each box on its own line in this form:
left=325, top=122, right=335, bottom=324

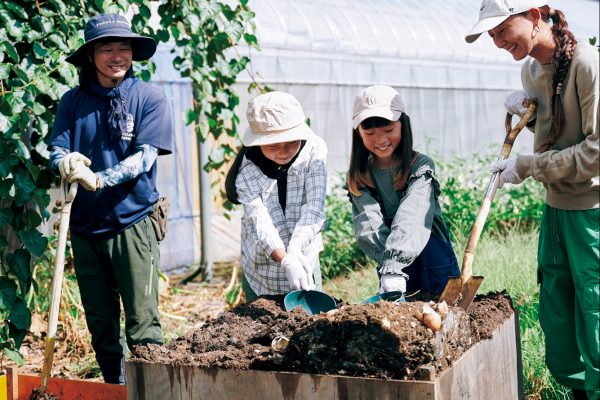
left=49, top=13, right=173, bottom=384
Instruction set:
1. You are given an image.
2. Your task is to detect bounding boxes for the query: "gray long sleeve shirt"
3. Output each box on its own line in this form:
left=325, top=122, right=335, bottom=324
left=349, top=153, right=451, bottom=276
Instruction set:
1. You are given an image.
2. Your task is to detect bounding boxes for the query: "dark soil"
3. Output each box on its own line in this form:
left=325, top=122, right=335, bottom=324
left=28, top=388, right=58, bottom=400
left=130, top=292, right=513, bottom=380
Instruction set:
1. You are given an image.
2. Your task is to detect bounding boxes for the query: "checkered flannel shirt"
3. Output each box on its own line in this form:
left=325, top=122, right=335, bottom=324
left=236, top=135, right=328, bottom=295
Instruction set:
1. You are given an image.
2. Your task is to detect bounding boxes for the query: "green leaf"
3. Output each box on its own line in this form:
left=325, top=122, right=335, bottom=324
left=2, top=91, right=25, bottom=114
left=32, top=102, right=46, bottom=116
left=10, top=65, right=28, bottom=82
left=4, top=3, right=29, bottom=20
left=156, top=28, right=170, bottom=43
left=186, top=109, right=198, bottom=125
left=243, top=33, right=257, bottom=46
left=0, top=179, right=14, bottom=198
left=6, top=249, right=31, bottom=287
left=139, top=4, right=151, bottom=18
left=2, top=347, right=24, bottom=365
left=1, top=41, right=19, bottom=63
left=21, top=209, right=42, bottom=228
left=5, top=20, right=24, bottom=41
left=0, top=277, right=17, bottom=314
left=0, top=207, right=13, bottom=227
left=33, top=42, right=48, bottom=58
left=18, top=229, right=46, bottom=257
left=138, top=68, right=150, bottom=82
left=209, top=147, right=225, bottom=165
left=0, top=63, right=8, bottom=79
left=8, top=297, right=31, bottom=331
left=0, top=235, right=7, bottom=251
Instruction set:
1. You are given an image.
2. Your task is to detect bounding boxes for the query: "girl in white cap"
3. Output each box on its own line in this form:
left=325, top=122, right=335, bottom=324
left=225, top=91, right=328, bottom=301
left=347, top=85, right=459, bottom=297
left=466, top=1, right=599, bottom=399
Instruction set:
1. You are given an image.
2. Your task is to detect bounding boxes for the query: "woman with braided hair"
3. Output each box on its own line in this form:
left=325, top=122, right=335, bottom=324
left=466, top=1, right=599, bottom=399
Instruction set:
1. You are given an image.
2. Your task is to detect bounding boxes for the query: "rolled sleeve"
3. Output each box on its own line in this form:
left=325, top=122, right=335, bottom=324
left=379, top=165, right=437, bottom=275
left=350, top=189, right=389, bottom=264
left=237, top=170, right=285, bottom=257
left=288, top=157, right=328, bottom=250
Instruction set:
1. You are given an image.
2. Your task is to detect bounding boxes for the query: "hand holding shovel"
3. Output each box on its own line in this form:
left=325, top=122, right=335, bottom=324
left=439, top=99, right=537, bottom=310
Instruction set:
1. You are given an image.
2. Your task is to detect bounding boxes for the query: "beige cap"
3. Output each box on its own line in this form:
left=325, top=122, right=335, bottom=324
left=242, top=91, right=315, bottom=147
left=352, top=85, right=405, bottom=129
left=465, top=0, right=548, bottom=43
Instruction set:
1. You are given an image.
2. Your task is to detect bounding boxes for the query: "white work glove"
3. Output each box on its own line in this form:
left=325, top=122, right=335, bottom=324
left=379, top=273, right=406, bottom=294
left=68, top=163, right=99, bottom=191
left=287, top=243, right=316, bottom=290
left=58, top=152, right=91, bottom=179
left=490, top=158, right=524, bottom=188
left=504, top=90, right=534, bottom=118
left=281, top=254, right=310, bottom=291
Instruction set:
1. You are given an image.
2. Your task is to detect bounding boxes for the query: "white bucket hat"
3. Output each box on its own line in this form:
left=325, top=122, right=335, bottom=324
left=352, top=85, right=405, bottom=129
left=241, top=91, right=315, bottom=147
left=465, top=0, right=548, bottom=43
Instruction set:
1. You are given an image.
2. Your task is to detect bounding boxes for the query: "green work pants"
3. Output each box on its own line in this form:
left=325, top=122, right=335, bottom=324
left=538, top=205, right=599, bottom=400
left=71, top=216, right=163, bottom=384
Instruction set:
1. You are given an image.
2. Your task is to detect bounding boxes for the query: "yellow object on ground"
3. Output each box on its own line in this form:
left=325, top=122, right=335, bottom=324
left=0, top=372, right=7, bottom=400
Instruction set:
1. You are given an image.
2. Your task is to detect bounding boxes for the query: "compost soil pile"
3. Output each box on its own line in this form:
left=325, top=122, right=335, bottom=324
left=131, top=292, right=513, bottom=380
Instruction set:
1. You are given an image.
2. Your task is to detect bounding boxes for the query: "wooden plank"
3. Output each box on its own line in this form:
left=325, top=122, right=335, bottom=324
left=126, top=313, right=521, bottom=400
left=127, top=365, right=435, bottom=400
left=6, top=368, right=17, bottom=400
left=9, top=372, right=126, bottom=400
left=435, top=313, right=522, bottom=400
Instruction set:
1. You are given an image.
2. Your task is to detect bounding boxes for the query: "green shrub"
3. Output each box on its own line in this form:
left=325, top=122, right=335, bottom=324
left=436, top=149, right=545, bottom=238
left=319, top=183, right=371, bottom=279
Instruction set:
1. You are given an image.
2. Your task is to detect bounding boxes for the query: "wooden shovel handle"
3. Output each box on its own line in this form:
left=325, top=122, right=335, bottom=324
left=460, top=99, right=537, bottom=282
left=40, top=180, right=77, bottom=390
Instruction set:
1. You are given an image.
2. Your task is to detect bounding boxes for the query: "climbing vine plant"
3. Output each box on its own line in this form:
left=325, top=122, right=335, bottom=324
left=0, top=0, right=258, bottom=365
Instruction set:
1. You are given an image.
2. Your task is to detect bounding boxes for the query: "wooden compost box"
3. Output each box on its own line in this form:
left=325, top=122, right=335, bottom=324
left=126, top=312, right=523, bottom=400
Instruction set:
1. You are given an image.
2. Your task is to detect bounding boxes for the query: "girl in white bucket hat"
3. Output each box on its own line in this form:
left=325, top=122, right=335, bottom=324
left=225, top=91, right=328, bottom=300
left=467, top=2, right=599, bottom=399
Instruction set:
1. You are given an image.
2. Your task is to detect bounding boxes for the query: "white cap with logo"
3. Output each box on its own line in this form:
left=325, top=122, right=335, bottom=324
left=465, top=0, right=548, bottom=43
left=352, top=85, right=406, bottom=129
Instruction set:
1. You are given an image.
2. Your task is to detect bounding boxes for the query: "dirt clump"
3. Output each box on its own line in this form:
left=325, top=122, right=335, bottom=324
left=28, top=388, right=59, bottom=400
left=130, top=292, right=513, bottom=380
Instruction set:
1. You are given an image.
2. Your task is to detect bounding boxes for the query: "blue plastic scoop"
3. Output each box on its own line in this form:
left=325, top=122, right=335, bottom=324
left=284, top=290, right=337, bottom=315
left=360, top=290, right=406, bottom=305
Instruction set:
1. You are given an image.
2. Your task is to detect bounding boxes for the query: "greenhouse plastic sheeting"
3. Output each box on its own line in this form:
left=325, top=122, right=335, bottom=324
left=147, top=0, right=599, bottom=269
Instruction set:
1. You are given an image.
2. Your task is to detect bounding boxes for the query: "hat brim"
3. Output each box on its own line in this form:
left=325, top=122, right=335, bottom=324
left=241, top=122, right=315, bottom=147
left=352, top=109, right=402, bottom=129
left=66, top=35, right=157, bottom=66
left=465, top=15, right=510, bottom=43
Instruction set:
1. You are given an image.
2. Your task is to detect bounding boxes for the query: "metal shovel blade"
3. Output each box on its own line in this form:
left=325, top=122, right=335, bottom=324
left=439, top=276, right=484, bottom=311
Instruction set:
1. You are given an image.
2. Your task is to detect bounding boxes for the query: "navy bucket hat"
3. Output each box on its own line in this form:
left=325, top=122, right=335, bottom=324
left=66, top=13, right=157, bottom=66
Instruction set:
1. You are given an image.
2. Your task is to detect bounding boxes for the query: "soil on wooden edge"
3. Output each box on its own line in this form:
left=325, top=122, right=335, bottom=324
left=130, top=292, right=514, bottom=380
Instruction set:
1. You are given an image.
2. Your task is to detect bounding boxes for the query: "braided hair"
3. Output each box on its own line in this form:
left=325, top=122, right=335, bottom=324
left=540, top=7, right=577, bottom=151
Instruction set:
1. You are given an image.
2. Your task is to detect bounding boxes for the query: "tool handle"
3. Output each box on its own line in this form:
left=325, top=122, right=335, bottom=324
left=40, top=180, right=77, bottom=389
left=460, top=99, right=537, bottom=282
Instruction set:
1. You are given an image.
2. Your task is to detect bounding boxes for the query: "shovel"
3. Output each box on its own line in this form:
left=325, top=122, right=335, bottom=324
left=439, top=99, right=537, bottom=311
left=38, top=180, right=78, bottom=392
left=360, top=291, right=406, bottom=305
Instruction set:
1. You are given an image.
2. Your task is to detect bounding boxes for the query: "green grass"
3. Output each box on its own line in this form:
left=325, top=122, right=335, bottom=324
left=323, top=229, right=574, bottom=400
